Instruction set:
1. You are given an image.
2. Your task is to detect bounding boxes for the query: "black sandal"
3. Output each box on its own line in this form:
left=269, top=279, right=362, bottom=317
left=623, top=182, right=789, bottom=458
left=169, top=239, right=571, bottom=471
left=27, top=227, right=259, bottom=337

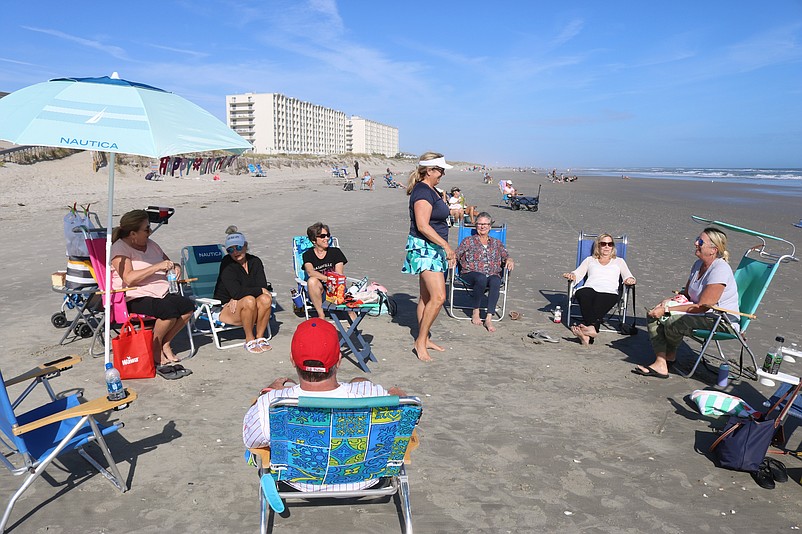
left=156, top=365, right=181, bottom=380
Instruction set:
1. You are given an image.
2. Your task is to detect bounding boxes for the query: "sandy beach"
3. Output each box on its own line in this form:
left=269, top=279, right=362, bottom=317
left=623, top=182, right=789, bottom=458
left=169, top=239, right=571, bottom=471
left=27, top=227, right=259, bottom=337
left=1, top=151, right=802, bottom=533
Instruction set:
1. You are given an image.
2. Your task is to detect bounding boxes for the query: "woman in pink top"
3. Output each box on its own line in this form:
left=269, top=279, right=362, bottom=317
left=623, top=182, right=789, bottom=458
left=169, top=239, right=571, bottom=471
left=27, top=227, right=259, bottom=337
left=110, top=210, right=193, bottom=379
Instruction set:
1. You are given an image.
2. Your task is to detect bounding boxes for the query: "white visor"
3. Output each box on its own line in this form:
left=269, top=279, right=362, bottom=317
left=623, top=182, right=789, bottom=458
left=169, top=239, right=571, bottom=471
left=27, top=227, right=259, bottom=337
left=418, top=156, right=453, bottom=170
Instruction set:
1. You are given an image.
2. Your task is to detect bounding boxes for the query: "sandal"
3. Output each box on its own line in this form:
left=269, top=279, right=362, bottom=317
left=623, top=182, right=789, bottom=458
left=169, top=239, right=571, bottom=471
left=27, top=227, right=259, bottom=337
left=156, top=365, right=181, bottom=380
left=171, top=364, right=192, bottom=377
left=256, top=337, right=272, bottom=351
left=509, top=311, right=522, bottom=320
left=245, top=340, right=263, bottom=354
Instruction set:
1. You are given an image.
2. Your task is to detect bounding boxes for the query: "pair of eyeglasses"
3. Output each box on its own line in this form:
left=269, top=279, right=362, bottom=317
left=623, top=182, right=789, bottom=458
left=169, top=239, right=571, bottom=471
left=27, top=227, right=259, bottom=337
left=226, top=245, right=244, bottom=254
left=599, top=241, right=614, bottom=247
left=434, top=167, right=445, bottom=175
left=317, top=233, right=330, bottom=239
left=476, top=223, right=492, bottom=227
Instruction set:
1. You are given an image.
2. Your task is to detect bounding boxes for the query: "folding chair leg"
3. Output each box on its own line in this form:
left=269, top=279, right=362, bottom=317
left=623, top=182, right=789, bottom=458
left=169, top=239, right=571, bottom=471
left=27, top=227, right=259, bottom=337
left=397, top=468, right=414, bottom=534
left=677, top=316, right=725, bottom=378
left=0, top=415, right=91, bottom=532
left=80, top=418, right=128, bottom=492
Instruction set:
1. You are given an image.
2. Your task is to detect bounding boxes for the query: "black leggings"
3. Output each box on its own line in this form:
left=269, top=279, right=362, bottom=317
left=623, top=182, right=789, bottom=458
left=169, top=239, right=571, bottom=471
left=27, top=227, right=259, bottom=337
left=574, top=287, right=619, bottom=332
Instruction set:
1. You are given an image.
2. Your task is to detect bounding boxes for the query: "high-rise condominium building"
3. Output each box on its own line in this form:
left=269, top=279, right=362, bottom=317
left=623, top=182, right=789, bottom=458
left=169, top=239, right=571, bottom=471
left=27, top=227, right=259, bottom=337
left=226, top=92, right=398, bottom=157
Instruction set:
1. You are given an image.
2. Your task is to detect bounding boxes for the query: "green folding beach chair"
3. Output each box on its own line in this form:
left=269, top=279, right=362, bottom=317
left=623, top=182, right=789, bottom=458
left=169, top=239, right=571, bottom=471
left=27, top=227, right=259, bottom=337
left=679, top=216, right=798, bottom=380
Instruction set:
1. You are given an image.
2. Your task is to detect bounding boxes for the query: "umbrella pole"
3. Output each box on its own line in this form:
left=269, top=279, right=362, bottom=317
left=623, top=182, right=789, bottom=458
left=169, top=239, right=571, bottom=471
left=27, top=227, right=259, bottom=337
left=104, top=153, right=115, bottom=366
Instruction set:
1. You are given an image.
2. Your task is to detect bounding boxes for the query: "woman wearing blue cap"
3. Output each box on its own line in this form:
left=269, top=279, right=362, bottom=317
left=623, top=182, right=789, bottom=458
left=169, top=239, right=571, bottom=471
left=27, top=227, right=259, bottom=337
left=213, top=226, right=273, bottom=353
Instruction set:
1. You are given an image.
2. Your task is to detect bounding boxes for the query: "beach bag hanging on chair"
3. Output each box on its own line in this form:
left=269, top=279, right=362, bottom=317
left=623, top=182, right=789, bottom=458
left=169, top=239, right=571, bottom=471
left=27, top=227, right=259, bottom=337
left=63, top=204, right=95, bottom=257
left=112, top=316, right=156, bottom=379
left=709, top=381, right=801, bottom=472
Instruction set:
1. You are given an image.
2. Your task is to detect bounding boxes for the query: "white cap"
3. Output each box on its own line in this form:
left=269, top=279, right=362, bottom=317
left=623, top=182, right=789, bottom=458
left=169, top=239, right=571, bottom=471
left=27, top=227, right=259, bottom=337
left=418, top=156, right=453, bottom=169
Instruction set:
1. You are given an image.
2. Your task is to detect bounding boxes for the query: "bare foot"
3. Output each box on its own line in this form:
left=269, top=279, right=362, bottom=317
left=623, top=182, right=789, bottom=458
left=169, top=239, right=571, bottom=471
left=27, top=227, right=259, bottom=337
left=571, top=325, right=590, bottom=346
left=580, top=325, right=598, bottom=338
left=484, top=319, right=496, bottom=333
left=471, top=315, right=483, bottom=326
left=413, top=342, right=433, bottom=362
left=162, top=345, right=181, bottom=363
left=426, top=340, right=446, bottom=352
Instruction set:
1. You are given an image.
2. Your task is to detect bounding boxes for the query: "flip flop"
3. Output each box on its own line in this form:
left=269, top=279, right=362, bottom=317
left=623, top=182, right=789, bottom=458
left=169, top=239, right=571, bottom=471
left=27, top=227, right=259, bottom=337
left=156, top=365, right=181, bottom=380
left=171, top=364, right=192, bottom=377
left=528, top=331, right=559, bottom=343
left=256, top=337, right=272, bottom=351
left=631, top=366, right=669, bottom=379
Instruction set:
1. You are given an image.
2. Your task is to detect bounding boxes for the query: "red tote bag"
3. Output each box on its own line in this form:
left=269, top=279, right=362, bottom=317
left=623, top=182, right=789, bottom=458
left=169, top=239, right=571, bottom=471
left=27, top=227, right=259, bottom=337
left=111, top=316, right=156, bottom=379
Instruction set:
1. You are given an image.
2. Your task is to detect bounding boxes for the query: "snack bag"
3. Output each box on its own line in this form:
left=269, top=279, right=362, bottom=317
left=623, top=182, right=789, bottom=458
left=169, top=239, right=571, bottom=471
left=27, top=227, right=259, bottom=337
left=325, top=272, right=347, bottom=304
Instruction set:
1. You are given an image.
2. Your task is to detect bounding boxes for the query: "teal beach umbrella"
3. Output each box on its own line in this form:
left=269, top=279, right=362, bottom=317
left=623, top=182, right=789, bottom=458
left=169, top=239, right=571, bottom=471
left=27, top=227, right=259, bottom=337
left=0, top=73, right=252, bottom=364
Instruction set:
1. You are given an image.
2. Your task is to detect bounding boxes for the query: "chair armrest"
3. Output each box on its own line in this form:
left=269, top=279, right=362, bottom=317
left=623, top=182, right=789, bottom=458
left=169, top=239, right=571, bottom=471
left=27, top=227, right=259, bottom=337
left=4, top=355, right=83, bottom=387
left=195, top=297, right=221, bottom=306
left=294, top=277, right=308, bottom=287
left=403, top=429, right=420, bottom=464
left=12, top=389, right=138, bottom=436
left=248, top=447, right=271, bottom=467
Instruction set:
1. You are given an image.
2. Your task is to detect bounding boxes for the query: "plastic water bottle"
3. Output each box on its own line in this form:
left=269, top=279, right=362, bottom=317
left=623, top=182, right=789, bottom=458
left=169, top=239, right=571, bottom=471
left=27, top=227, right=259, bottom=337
left=553, top=306, right=562, bottom=324
left=762, top=336, right=785, bottom=374
left=105, top=363, right=125, bottom=401
left=167, top=270, right=179, bottom=294
left=716, top=362, right=730, bottom=388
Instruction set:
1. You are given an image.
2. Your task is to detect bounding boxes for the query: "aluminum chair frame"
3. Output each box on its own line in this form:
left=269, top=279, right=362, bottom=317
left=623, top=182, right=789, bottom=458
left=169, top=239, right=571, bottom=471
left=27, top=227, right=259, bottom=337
left=291, top=235, right=344, bottom=320
left=248, top=396, right=422, bottom=534
left=446, top=223, right=510, bottom=321
left=565, top=231, right=633, bottom=333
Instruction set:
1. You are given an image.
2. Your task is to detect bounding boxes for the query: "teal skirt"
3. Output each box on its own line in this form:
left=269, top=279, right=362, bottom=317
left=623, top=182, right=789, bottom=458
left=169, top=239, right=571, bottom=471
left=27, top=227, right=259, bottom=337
left=402, top=235, right=447, bottom=274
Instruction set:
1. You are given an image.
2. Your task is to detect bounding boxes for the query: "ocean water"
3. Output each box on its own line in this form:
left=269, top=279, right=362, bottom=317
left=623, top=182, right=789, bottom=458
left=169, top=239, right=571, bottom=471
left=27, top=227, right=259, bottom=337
left=574, top=167, right=802, bottom=185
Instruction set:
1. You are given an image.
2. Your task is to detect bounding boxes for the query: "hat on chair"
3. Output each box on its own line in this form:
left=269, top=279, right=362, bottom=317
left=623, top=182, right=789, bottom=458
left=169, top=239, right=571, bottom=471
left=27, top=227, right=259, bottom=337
left=291, top=319, right=340, bottom=372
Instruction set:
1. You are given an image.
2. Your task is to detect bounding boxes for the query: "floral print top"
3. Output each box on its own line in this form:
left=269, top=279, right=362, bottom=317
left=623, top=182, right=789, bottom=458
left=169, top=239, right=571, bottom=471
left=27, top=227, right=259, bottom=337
left=455, top=235, right=509, bottom=276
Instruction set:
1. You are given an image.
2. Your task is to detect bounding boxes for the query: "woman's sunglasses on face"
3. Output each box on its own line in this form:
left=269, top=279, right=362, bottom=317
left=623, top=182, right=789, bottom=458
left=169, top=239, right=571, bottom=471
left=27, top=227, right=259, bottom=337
left=317, top=233, right=330, bottom=240
left=599, top=241, right=614, bottom=247
left=227, top=245, right=244, bottom=254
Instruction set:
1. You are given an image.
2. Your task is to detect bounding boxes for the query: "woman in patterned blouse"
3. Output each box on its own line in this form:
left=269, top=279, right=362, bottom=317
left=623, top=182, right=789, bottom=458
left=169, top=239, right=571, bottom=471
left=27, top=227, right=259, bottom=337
left=454, top=212, right=514, bottom=332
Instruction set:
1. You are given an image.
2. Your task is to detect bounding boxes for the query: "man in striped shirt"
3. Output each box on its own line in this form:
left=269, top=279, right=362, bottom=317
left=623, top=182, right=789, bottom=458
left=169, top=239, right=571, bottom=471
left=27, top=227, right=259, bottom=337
left=243, top=318, right=405, bottom=491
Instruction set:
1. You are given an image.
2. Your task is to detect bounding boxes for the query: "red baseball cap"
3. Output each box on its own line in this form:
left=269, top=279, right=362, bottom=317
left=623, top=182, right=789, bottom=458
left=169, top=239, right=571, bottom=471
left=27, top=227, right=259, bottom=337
left=291, top=319, right=341, bottom=372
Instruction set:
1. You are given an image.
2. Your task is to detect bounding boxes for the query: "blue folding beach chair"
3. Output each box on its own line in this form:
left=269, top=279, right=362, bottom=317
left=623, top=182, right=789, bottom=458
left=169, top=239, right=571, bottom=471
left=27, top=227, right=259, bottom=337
left=446, top=223, right=510, bottom=321
left=0, top=359, right=136, bottom=531
left=248, top=163, right=266, bottom=177
left=246, top=395, right=422, bottom=534
left=678, top=216, right=799, bottom=380
left=565, top=231, right=633, bottom=333
left=181, top=244, right=275, bottom=356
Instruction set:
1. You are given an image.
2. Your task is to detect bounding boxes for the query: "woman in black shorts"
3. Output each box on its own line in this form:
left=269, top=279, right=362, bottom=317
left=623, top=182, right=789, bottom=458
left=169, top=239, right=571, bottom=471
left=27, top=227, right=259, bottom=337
left=110, top=210, right=192, bottom=379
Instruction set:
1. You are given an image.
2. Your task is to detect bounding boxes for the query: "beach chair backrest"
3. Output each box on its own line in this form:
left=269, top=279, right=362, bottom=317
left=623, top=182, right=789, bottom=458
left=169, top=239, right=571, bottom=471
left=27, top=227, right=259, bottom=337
left=733, top=254, right=780, bottom=332
left=291, top=235, right=340, bottom=283
left=456, top=223, right=507, bottom=246
left=182, top=245, right=225, bottom=300
left=266, top=396, right=422, bottom=486
left=0, top=369, right=28, bottom=457
left=85, top=236, right=129, bottom=323
left=574, top=232, right=628, bottom=290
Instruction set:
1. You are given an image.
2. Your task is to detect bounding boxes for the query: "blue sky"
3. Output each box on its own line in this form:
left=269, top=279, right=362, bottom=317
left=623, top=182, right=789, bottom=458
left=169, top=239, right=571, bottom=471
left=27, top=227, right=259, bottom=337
left=1, top=1, right=801, bottom=167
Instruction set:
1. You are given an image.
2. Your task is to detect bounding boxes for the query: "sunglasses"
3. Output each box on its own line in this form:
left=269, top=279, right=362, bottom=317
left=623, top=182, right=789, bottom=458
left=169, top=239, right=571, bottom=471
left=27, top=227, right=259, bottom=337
left=434, top=167, right=445, bottom=175
left=317, top=233, right=330, bottom=239
left=695, top=238, right=714, bottom=247
left=599, top=241, right=614, bottom=247
left=226, top=245, right=244, bottom=254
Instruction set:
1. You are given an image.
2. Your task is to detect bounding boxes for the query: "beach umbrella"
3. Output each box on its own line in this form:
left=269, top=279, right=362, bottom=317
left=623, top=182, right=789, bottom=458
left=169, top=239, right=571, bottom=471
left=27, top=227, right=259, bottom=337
left=0, top=73, right=252, bottom=364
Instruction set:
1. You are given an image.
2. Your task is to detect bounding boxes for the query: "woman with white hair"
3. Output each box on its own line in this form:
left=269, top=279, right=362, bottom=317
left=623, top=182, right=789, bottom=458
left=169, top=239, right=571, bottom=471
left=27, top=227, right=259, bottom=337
left=213, top=226, right=273, bottom=353
left=403, top=152, right=456, bottom=362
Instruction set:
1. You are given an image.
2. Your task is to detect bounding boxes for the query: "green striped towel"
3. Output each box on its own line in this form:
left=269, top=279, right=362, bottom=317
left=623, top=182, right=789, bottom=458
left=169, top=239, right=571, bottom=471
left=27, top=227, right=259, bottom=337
left=690, top=389, right=758, bottom=418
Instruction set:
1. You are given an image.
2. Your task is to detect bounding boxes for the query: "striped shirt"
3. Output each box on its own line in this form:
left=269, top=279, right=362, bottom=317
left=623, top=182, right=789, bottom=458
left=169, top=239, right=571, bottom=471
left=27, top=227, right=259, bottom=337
left=243, top=381, right=389, bottom=492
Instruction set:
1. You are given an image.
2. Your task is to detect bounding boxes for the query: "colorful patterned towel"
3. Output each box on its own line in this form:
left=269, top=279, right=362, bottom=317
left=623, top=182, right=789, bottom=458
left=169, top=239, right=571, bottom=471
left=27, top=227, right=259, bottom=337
left=690, top=389, right=758, bottom=418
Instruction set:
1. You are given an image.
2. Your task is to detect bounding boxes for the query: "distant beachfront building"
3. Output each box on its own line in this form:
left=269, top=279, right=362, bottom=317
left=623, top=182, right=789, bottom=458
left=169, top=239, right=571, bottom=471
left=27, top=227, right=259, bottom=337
left=346, top=116, right=398, bottom=157
left=226, top=92, right=397, bottom=156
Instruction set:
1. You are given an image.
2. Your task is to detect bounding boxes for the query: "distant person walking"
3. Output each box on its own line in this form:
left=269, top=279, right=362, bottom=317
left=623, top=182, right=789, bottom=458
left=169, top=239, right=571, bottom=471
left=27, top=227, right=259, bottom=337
left=354, top=160, right=360, bottom=178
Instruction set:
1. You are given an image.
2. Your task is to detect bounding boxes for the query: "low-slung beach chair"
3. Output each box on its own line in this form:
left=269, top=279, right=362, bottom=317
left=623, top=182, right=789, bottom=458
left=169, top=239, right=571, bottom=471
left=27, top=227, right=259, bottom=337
left=291, top=235, right=340, bottom=320
left=446, top=223, right=510, bottom=321
left=678, top=216, right=799, bottom=380
left=565, top=231, right=633, bottom=333
left=246, top=395, right=423, bottom=534
left=248, top=163, right=266, bottom=177
left=180, top=244, right=274, bottom=356
left=0, top=360, right=136, bottom=531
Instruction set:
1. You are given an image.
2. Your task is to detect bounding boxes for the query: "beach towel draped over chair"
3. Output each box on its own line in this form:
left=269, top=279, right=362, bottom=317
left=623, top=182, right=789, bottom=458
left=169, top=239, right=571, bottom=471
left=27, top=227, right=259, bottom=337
left=247, top=395, right=422, bottom=534
left=446, top=223, right=510, bottom=321
left=181, top=244, right=275, bottom=356
left=678, top=216, right=798, bottom=380
left=0, top=359, right=136, bottom=532
left=565, top=231, right=633, bottom=333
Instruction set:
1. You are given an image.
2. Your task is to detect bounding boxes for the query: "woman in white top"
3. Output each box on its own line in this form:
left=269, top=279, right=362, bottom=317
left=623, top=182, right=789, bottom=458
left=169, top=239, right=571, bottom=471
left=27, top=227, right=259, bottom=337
left=632, top=227, right=739, bottom=379
left=563, top=234, right=636, bottom=345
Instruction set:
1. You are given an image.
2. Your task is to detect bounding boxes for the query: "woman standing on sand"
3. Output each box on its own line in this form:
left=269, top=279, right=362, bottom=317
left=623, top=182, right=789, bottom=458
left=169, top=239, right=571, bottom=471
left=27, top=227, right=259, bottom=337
left=402, top=152, right=456, bottom=362
left=632, top=227, right=738, bottom=379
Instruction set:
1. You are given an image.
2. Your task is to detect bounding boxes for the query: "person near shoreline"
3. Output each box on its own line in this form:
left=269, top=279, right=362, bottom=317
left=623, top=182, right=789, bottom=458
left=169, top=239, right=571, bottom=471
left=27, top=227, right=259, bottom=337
left=302, top=221, right=348, bottom=319
left=243, top=318, right=406, bottom=491
left=562, top=233, right=635, bottom=345
left=632, top=227, right=738, bottom=379
left=455, top=212, right=514, bottom=332
left=403, top=152, right=456, bottom=362
left=110, top=209, right=193, bottom=379
left=213, top=226, right=274, bottom=354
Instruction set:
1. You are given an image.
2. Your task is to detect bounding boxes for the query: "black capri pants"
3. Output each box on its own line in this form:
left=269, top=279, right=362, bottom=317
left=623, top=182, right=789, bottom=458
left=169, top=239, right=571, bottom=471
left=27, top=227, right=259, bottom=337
left=127, top=294, right=194, bottom=319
